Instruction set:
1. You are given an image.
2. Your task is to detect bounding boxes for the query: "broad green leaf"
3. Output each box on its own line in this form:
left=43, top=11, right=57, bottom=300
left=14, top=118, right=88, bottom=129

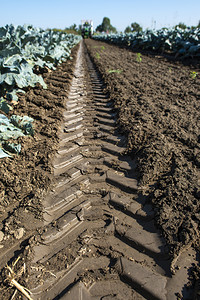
left=0, top=98, right=13, bottom=113
left=0, top=147, right=11, bottom=158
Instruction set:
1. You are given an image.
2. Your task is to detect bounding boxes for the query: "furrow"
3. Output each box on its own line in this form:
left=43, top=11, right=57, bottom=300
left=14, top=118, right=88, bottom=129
left=26, top=40, right=197, bottom=300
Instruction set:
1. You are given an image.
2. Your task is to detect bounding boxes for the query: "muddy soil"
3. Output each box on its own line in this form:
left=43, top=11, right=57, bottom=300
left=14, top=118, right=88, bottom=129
left=85, top=39, right=200, bottom=257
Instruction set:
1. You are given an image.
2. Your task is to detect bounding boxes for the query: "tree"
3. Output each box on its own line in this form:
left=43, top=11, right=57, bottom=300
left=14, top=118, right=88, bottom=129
left=63, top=23, right=81, bottom=35
left=131, top=22, right=143, bottom=32
left=96, top=17, right=117, bottom=33
left=65, top=23, right=78, bottom=31
left=124, top=26, right=132, bottom=33
left=175, top=22, right=187, bottom=30
left=124, top=22, right=142, bottom=33
left=69, top=24, right=77, bottom=31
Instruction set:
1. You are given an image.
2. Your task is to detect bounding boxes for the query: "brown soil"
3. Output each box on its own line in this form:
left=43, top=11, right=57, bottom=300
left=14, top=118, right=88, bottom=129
left=0, top=45, right=79, bottom=262
left=0, top=39, right=200, bottom=298
left=85, top=39, right=200, bottom=257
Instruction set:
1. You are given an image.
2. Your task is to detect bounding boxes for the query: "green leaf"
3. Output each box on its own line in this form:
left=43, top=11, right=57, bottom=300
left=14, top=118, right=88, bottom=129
left=107, top=69, right=123, bottom=74
left=10, top=115, right=34, bottom=135
left=0, top=73, right=15, bottom=86
left=0, top=147, right=11, bottom=158
left=3, top=141, right=21, bottom=154
left=0, top=98, right=13, bottom=114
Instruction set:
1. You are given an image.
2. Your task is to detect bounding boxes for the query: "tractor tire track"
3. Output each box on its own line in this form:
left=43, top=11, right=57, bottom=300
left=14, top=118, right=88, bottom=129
left=22, top=41, right=198, bottom=299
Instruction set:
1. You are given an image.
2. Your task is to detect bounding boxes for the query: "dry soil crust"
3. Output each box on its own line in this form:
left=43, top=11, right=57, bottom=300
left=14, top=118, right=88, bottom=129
left=85, top=39, right=200, bottom=257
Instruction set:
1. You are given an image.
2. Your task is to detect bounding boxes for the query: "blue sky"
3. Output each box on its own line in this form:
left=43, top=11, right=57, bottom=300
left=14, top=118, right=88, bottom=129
left=0, top=0, right=199, bottom=31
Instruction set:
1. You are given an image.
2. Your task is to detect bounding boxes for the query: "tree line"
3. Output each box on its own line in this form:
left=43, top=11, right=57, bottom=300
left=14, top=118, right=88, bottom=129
left=54, top=18, right=200, bottom=34
left=96, top=17, right=200, bottom=33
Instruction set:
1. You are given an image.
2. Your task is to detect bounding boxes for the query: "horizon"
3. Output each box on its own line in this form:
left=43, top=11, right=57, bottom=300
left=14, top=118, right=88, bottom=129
left=0, top=0, right=199, bottom=32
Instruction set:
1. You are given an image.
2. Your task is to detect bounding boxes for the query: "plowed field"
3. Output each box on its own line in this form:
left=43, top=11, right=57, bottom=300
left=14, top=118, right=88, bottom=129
left=85, top=39, right=200, bottom=257
left=0, top=40, right=199, bottom=299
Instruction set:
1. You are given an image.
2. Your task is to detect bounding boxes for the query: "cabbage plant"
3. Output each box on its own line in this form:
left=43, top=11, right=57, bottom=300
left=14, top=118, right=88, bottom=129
left=0, top=24, right=81, bottom=106
left=0, top=24, right=81, bottom=158
left=93, top=27, right=200, bottom=57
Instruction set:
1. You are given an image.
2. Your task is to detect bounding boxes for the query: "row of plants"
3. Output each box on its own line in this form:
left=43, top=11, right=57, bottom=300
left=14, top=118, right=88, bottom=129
left=0, top=24, right=81, bottom=158
left=93, top=27, right=200, bottom=58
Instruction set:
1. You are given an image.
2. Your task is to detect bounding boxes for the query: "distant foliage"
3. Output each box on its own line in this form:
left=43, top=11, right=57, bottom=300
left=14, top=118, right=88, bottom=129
left=54, top=24, right=82, bottom=35
left=132, top=22, right=142, bottom=32
left=124, top=26, right=132, bottom=33
left=93, top=27, right=200, bottom=58
left=96, top=17, right=117, bottom=33
left=175, top=22, right=187, bottom=30
left=125, top=22, right=143, bottom=33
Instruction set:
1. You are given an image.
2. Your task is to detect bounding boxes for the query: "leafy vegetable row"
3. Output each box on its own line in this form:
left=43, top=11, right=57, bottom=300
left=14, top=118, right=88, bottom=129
left=93, top=27, right=200, bottom=57
left=0, top=24, right=81, bottom=106
left=0, top=24, right=81, bottom=158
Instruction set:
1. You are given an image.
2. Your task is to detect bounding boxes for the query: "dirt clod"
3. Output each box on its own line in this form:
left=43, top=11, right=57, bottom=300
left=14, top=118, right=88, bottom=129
left=14, top=228, right=24, bottom=240
left=0, top=231, right=4, bottom=242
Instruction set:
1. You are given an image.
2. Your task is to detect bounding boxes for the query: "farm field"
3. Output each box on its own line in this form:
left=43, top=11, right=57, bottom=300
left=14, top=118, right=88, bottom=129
left=85, top=39, right=200, bottom=257
left=0, top=40, right=80, bottom=298
left=0, top=33, right=199, bottom=299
